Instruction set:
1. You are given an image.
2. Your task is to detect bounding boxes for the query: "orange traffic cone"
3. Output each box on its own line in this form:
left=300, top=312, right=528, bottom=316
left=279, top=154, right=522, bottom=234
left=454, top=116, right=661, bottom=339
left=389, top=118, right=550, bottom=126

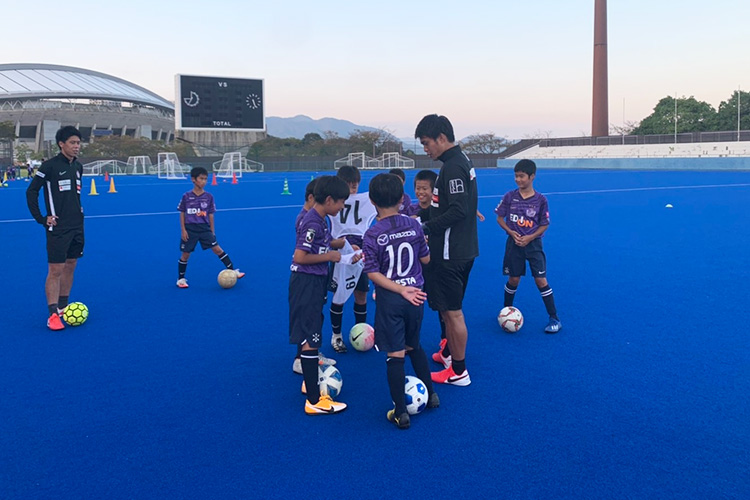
left=89, top=178, right=99, bottom=195
left=104, top=171, right=109, bottom=182
left=108, top=177, right=117, bottom=193
left=211, top=173, right=217, bottom=186
left=232, top=172, right=238, bottom=184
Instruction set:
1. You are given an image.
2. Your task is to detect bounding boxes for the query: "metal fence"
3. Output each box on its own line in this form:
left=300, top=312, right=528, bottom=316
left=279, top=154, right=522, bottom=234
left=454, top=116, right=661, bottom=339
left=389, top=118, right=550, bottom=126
left=540, top=130, right=750, bottom=147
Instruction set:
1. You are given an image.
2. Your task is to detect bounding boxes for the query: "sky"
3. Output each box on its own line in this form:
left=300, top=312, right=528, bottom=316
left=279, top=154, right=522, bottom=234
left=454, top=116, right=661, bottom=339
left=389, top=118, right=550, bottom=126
left=4, top=0, right=749, bottom=139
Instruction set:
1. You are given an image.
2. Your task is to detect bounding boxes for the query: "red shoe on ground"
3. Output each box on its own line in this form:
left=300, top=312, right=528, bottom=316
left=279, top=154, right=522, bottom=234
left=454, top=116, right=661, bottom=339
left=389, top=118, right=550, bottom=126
left=431, top=366, right=471, bottom=386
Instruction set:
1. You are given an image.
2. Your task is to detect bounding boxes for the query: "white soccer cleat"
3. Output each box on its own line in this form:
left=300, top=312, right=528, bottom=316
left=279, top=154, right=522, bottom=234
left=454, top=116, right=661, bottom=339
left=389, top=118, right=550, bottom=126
left=176, top=278, right=189, bottom=288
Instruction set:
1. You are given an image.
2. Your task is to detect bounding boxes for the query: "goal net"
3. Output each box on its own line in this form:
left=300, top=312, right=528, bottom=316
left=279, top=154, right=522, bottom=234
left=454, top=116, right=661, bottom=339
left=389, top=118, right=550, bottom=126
left=213, top=152, right=264, bottom=177
left=126, top=155, right=152, bottom=175
left=334, top=152, right=374, bottom=170
left=157, top=152, right=186, bottom=179
left=82, top=160, right=128, bottom=176
left=214, top=152, right=243, bottom=178
left=367, top=152, right=415, bottom=170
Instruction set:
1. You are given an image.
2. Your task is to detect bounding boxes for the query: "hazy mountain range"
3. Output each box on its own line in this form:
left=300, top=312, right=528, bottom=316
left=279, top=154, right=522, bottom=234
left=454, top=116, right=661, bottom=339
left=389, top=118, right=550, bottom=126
left=266, top=115, right=381, bottom=139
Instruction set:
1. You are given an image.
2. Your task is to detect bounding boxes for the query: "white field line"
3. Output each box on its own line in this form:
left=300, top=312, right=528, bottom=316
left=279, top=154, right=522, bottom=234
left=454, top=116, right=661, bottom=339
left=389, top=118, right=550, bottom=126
left=3, top=183, right=750, bottom=224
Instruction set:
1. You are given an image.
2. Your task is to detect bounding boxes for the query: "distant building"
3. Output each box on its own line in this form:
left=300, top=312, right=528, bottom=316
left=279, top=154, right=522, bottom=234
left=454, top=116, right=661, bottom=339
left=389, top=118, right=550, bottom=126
left=0, top=63, right=175, bottom=156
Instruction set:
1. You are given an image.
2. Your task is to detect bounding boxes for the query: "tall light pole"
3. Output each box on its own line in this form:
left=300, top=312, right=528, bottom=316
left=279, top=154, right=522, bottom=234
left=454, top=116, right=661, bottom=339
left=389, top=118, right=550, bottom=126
left=738, top=86, right=741, bottom=142
left=674, top=93, right=678, bottom=144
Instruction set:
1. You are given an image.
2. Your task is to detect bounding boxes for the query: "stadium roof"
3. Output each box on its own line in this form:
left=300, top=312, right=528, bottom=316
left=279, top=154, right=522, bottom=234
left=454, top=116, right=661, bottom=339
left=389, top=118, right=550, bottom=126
left=0, top=64, right=173, bottom=112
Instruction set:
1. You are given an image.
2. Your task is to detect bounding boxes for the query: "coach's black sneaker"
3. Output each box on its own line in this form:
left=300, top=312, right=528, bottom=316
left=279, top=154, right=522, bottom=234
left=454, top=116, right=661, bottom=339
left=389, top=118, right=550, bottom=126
left=427, top=392, right=440, bottom=409
left=387, top=409, right=410, bottom=429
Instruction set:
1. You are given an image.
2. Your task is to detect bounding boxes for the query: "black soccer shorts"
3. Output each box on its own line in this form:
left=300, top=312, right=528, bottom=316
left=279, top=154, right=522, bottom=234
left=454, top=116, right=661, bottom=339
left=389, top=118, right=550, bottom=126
left=424, top=258, right=474, bottom=312
left=46, top=226, right=84, bottom=263
left=288, top=272, right=327, bottom=348
left=374, top=287, right=424, bottom=353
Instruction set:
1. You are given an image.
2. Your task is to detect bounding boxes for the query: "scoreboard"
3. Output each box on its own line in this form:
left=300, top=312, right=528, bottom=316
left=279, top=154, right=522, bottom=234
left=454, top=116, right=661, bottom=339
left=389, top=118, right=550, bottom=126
left=175, top=74, right=265, bottom=131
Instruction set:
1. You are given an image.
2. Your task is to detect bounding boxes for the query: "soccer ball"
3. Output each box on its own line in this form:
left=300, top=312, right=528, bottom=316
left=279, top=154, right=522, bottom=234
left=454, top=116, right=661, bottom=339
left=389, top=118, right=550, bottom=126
left=63, top=302, right=89, bottom=326
left=349, top=323, right=375, bottom=351
left=217, top=269, right=237, bottom=289
left=498, top=306, right=523, bottom=333
left=318, top=364, right=343, bottom=398
left=404, top=375, right=428, bottom=415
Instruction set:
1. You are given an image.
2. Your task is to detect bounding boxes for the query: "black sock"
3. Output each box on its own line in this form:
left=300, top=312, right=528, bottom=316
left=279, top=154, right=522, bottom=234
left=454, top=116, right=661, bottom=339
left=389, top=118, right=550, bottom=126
left=439, top=314, right=451, bottom=358
left=301, top=349, right=320, bottom=404
left=353, top=302, right=367, bottom=325
left=407, top=345, right=435, bottom=396
left=539, top=285, right=558, bottom=320
left=504, top=282, right=518, bottom=307
left=387, top=356, right=407, bottom=415
left=452, top=358, right=466, bottom=376
left=57, top=296, right=69, bottom=310
left=48, top=303, right=58, bottom=316
left=178, top=260, right=187, bottom=279
left=218, top=252, right=234, bottom=269
left=330, top=303, right=344, bottom=335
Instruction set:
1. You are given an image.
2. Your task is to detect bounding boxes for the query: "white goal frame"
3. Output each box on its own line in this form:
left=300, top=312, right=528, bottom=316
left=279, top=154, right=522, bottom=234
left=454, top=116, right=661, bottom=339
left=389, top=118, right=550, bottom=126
left=367, top=152, right=415, bottom=170
left=157, top=152, right=186, bottom=179
left=333, top=152, right=374, bottom=170
left=126, top=155, right=152, bottom=175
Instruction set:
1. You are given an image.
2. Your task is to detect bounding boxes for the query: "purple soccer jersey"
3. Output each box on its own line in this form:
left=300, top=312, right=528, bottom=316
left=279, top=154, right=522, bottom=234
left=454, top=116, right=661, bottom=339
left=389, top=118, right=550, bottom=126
left=291, top=208, right=331, bottom=276
left=494, top=189, right=550, bottom=237
left=363, top=214, right=429, bottom=288
left=177, top=191, right=216, bottom=225
left=398, top=192, right=413, bottom=214
left=402, top=201, right=423, bottom=217
left=295, top=207, right=308, bottom=232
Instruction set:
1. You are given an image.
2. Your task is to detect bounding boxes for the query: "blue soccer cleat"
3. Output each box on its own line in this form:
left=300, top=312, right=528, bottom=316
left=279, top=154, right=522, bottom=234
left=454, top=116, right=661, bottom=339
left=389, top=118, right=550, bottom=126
left=544, top=317, right=562, bottom=334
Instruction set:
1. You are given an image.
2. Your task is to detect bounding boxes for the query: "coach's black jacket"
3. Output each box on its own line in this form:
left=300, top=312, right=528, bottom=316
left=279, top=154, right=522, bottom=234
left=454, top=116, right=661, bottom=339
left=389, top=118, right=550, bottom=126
left=422, top=145, right=479, bottom=261
left=26, top=153, right=84, bottom=229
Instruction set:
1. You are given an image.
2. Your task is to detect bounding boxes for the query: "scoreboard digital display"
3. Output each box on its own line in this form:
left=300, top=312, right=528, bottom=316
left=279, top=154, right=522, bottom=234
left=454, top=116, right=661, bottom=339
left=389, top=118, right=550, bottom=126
left=175, top=74, right=265, bottom=131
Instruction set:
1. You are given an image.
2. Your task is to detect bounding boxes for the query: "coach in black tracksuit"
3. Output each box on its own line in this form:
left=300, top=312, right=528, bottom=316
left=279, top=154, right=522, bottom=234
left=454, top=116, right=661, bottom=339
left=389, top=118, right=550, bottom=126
left=415, top=114, right=479, bottom=387
left=26, top=126, right=85, bottom=330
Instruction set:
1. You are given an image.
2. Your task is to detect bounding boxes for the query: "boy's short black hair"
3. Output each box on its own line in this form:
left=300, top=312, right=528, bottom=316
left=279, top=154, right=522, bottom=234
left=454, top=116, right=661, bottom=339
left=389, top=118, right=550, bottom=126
left=336, top=165, right=361, bottom=184
left=514, top=159, right=537, bottom=177
left=368, top=173, right=404, bottom=209
left=414, top=169, right=437, bottom=189
left=55, top=126, right=81, bottom=146
left=304, top=177, right=318, bottom=200
left=190, top=166, right=208, bottom=179
left=314, top=175, right=350, bottom=204
left=414, top=114, right=455, bottom=143
left=388, top=168, right=406, bottom=182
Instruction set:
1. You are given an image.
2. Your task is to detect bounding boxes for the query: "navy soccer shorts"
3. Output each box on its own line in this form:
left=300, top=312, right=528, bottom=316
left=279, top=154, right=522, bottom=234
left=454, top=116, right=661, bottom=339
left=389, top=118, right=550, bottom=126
left=502, top=236, right=547, bottom=278
left=180, top=224, right=217, bottom=253
left=374, top=287, right=424, bottom=353
left=288, top=272, right=328, bottom=348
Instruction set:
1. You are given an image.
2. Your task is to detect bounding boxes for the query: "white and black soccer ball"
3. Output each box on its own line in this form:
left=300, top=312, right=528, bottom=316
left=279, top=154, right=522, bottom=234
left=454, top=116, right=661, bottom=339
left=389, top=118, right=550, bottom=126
left=498, top=306, right=524, bottom=333
left=404, top=375, right=428, bottom=415
left=318, top=364, right=343, bottom=398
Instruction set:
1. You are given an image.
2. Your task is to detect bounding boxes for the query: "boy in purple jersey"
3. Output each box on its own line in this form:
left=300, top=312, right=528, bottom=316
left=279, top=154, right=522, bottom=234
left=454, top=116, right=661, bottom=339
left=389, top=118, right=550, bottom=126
left=495, top=159, right=561, bottom=333
left=291, top=178, right=337, bottom=374
left=290, top=175, right=355, bottom=415
left=388, top=168, right=413, bottom=215
left=363, top=174, right=439, bottom=429
left=176, top=167, right=244, bottom=288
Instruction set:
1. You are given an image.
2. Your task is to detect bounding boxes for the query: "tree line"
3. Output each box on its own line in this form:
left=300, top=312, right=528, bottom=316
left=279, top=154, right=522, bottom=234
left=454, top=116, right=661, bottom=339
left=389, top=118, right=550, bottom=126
left=2, top=88, right=747, bottom=162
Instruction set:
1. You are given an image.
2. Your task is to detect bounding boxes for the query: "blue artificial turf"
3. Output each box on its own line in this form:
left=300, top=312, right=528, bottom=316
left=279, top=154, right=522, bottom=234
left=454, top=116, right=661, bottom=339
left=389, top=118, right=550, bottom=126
left=1, top=168, right=748, bottom=499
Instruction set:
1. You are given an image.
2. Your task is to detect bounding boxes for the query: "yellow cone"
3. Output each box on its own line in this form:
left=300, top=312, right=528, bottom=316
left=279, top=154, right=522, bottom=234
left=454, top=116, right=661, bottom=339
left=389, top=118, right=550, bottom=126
left=108, top=177, right=117, bottom=194
left=89, top=178, right=99, bottom=196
